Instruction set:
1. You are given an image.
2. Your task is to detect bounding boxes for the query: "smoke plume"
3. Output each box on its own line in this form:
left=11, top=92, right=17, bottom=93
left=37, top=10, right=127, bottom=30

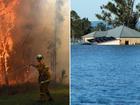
left=0, top=0, right=69, bottom=85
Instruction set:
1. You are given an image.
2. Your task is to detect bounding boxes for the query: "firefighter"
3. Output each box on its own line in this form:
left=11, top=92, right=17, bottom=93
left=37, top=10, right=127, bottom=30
left=31, top=54, right=53, bottom=102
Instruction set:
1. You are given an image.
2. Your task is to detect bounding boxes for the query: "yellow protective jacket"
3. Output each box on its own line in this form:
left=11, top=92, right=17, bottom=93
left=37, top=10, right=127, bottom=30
left=33, top=63, right=51, bottom=83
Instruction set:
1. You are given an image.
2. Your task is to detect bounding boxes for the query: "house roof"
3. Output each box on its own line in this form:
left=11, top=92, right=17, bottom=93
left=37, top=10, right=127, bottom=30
left=82, top=32, right=96, bottom=38
left=82, top=25, right=140, bottom=39
left=94, top=31, right=108, bottom=37
left=106, top=25, right=140, bottom=38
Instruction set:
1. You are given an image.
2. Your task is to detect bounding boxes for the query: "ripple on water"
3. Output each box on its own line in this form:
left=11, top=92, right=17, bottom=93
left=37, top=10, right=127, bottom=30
left=71, top=45, right=140, bottom=105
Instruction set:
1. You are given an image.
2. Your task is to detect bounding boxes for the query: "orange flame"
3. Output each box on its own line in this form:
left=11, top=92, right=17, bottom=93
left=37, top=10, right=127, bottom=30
left=0, top=0, right=18, bottom=85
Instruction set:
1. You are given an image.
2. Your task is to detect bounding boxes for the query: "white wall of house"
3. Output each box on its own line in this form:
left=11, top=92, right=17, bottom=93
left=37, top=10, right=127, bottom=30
left=82, top=37, right=93, bottom=43
left=120, top=38, right=140, bottom=45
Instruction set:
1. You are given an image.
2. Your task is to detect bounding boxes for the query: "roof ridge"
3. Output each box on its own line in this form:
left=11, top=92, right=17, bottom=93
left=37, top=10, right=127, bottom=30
left=106, top=29, right=108, bottom=37
left=120, top=25, right=125, bottom=38
left=94, top=31, right=97, bottom=37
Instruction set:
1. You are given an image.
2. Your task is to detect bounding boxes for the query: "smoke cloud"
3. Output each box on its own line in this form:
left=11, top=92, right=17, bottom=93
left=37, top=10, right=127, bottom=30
left=55, top=0, right=70, bottom=84
left=0, top=0, right=69, bottom=85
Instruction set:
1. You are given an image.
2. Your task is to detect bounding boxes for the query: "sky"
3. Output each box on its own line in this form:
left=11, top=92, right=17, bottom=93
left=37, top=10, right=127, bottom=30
left=71, top=0, right=140, bottom=21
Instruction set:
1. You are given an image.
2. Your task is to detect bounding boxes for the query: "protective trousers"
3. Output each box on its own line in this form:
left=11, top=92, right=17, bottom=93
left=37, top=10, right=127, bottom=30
left=39, top=82, right=52, bottom=101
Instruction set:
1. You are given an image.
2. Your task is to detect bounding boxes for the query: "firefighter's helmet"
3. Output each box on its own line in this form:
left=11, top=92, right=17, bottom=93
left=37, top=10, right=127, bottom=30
left=36, top=54, right=44, bottom=60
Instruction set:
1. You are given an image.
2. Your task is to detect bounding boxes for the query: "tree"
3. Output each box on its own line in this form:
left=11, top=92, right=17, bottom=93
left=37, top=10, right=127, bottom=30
left=81, top=18, right=92, bottom=34
left=96, top=0, right=140, bottom=29
left=71, top=10, right=82, bottom=39
left=94, top=22, right=107, bottom=31
left=71, top=10, right=92, bottom=40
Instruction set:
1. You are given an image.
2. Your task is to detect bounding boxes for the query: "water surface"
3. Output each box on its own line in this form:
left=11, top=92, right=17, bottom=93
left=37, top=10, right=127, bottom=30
left=71, top=45, right=140, bottom=105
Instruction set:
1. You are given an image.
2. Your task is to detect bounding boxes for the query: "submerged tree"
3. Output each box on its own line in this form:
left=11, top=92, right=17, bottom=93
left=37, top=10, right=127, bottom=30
left=96, top=0, right=140, bottom=29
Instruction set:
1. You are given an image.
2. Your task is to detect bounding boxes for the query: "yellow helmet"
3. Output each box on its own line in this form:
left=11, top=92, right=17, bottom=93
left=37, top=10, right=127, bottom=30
left=36, top=54, right=44, bottom=60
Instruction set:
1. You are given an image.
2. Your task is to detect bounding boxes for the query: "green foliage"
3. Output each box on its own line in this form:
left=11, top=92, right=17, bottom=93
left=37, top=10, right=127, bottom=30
left=81, top=18, right=92, bottom=34
left=96, top=0, right=140, bottom=29
left=71, top=10, right=92, bottom=39
left=93, top=22, right=107, bottom=31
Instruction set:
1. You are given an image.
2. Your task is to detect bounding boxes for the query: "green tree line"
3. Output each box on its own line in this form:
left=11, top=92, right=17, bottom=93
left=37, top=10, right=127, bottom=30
left=71, top=10, right=92, bottom=39
left=71, top=10, right=107, bottom=40
left=96, top=0, right=140, bottom=29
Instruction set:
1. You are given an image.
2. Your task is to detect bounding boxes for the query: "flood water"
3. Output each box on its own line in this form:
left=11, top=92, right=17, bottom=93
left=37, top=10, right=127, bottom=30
left=71, top=45, right=140, bottom=105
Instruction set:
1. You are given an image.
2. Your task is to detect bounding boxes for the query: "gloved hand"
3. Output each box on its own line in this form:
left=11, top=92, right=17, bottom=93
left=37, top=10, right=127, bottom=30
left=40, top=80, right=50, bottom=84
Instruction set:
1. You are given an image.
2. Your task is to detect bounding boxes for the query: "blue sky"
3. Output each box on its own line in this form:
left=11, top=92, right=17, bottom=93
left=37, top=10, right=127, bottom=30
left=71, top=0, right=140, bottom=21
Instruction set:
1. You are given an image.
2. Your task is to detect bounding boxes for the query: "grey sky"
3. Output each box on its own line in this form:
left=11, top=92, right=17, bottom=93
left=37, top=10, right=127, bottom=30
left=71, top=0, right=140, bottom=21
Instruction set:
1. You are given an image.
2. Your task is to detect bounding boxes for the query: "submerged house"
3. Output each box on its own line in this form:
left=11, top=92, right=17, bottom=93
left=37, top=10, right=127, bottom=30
left=82, top=31, right=107, bottom=43
left=82, top=25, right=140, bottom=45
left=82, top=32, right=96, bottom=43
